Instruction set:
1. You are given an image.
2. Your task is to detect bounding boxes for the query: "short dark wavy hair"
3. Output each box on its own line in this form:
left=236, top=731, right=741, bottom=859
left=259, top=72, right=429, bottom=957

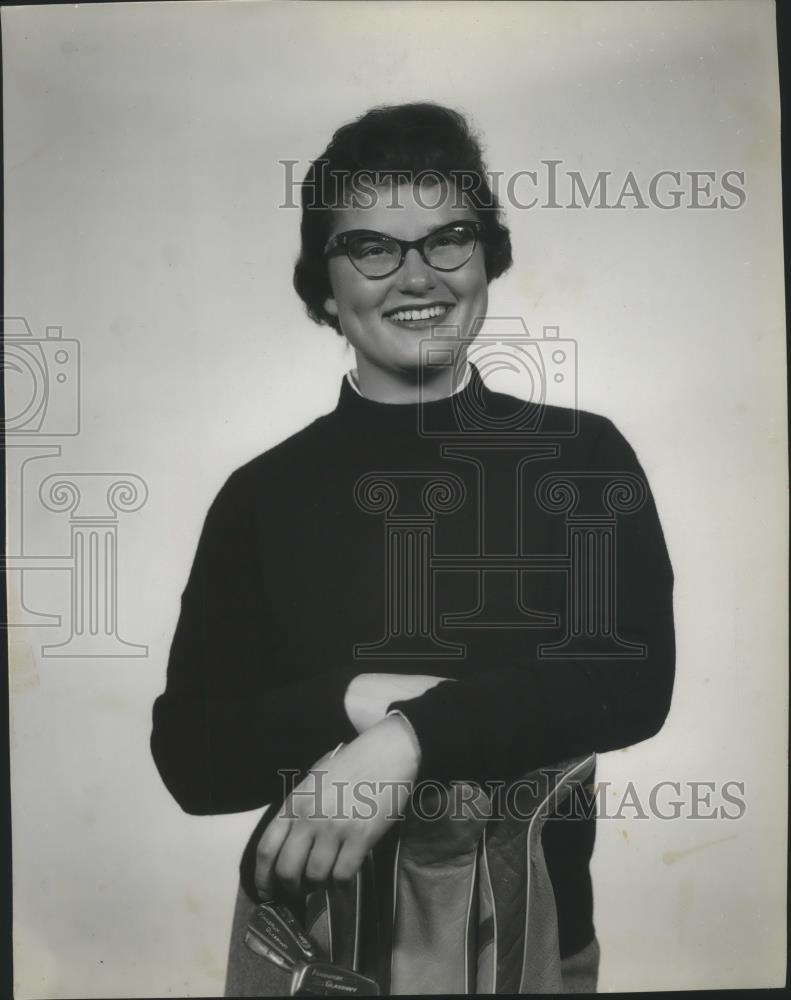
left=293, top=102, right=513, bottom=334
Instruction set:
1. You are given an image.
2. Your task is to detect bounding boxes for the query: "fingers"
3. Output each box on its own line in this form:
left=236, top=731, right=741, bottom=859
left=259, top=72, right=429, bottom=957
left=257, top=818, right=361, bottom=898
left=254, top=733, right=404, bottom=900
left=331, top=837, right=366, bottom=884
left=254, top=814, right=292, bottom=899
left=273, top=824, right=315, bottom=897
left=303, top=831, right=342, bottom=888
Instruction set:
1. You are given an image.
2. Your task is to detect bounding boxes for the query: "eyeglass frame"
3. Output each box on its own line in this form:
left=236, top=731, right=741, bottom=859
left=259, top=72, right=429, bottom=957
left=323, top=220, right=486, bottom=279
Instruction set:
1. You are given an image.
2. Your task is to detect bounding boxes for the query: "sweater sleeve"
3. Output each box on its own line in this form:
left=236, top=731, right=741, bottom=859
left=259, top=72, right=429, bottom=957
left=387, top=417, right=676, bottom=786
left=150, top=467, right=361, bottom=815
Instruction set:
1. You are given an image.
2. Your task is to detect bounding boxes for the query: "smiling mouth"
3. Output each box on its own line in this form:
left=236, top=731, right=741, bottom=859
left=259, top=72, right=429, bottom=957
left=384, top=303, right=454, bottom=325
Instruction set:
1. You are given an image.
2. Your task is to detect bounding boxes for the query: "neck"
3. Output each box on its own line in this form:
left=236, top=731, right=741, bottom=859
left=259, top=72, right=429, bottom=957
left=353, top=353, right=468, bottom=403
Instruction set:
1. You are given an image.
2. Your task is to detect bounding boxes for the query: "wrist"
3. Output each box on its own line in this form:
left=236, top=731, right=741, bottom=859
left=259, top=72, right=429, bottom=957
left=378, top=711, right=422, bottom=776
left=344, top=674, right=382, bottom=733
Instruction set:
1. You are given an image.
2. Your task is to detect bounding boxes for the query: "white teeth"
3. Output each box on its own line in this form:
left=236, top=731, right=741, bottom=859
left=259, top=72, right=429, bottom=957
left=387, top=305, right=450, bottom=323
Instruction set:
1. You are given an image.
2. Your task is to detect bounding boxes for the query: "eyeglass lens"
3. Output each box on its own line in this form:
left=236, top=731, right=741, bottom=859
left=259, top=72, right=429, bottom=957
left=348, top=224, right=477, bottom=276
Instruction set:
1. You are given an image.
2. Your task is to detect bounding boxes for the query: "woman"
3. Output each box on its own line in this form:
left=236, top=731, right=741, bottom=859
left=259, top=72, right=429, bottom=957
left=151, top=102, right=675, bottom=994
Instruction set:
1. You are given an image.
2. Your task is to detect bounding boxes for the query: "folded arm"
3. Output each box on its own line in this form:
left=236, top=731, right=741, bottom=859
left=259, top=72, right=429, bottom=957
left=386, top=417, right=676, bottom=787
left=152, top=417, right=674, bottom=814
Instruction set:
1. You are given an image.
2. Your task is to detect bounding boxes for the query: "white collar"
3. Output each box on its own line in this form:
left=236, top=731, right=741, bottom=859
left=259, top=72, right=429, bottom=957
left=346, top=362, right=472, bottom=400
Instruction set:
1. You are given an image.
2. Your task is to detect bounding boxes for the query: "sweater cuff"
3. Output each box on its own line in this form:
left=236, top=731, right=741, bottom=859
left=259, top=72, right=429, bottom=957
left=387, top=680, right=492, bottom=786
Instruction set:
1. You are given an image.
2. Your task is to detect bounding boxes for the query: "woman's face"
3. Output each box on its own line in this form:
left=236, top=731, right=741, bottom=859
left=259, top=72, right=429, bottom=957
left=323, top=181, right=488, bottom=390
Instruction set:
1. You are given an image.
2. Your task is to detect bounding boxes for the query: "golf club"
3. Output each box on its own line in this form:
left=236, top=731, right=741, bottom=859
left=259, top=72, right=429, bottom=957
left=291, top=960, right=380, bottom=996
left=243, top=925, right=295, bottom=973
left=248, top=898, right=321, bottom=965
left=244, top=900, right=380, bottom=996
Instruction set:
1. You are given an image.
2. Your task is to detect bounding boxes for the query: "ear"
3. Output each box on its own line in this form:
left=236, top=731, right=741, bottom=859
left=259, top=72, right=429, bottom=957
left=323, top=296, right=339, bottom=317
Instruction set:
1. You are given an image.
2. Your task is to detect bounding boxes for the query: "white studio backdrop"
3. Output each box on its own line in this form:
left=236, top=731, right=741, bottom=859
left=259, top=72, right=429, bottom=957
left=3, top=1, right=786, bottom=995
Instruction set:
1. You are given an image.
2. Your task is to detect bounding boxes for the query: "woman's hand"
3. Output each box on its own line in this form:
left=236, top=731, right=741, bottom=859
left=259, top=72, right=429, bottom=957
left=254, top=713, right=421, bottom=899
left=344, top=672, right=450, bottom=733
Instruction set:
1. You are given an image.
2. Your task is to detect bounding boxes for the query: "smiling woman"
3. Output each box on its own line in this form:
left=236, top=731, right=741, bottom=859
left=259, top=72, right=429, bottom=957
left=151, top=102, right=675, bottom=996
left=321, top=182, right=490, bottom=402
left=293, top=104, right=512, bottom=395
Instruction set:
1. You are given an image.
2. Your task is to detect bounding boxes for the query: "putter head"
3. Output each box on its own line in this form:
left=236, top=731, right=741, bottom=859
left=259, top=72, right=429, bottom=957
left=291, top=960, right=380, bottom=996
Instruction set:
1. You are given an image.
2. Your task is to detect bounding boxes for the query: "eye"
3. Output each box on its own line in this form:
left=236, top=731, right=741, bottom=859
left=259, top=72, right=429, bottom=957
left=430, top=226, right=473, bottom=248
left=350, top=237, right=397, bottom=259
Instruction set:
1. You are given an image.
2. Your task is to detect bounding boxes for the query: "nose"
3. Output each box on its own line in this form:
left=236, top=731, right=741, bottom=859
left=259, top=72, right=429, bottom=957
left=396, top=248, right=437, bottom=293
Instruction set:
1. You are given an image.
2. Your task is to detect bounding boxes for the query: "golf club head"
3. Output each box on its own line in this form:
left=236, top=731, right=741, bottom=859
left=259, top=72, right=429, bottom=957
left=247, top=899, right=321, bottom=967
left=243, top=927, right=295, bottom=973
left=291, top=960, right=380, bottom=996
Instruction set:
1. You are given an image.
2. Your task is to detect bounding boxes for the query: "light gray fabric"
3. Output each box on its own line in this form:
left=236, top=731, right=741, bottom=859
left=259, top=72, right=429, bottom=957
left=389, top=782, right=490, bottom=995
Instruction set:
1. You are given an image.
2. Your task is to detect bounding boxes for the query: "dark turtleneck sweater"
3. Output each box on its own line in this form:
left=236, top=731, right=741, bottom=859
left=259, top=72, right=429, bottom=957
left=151, top=363, right=675, bottom=958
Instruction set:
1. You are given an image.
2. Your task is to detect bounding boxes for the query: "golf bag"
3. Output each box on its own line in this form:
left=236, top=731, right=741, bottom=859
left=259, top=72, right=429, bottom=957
left=225, top=753, right=596, bottom=996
